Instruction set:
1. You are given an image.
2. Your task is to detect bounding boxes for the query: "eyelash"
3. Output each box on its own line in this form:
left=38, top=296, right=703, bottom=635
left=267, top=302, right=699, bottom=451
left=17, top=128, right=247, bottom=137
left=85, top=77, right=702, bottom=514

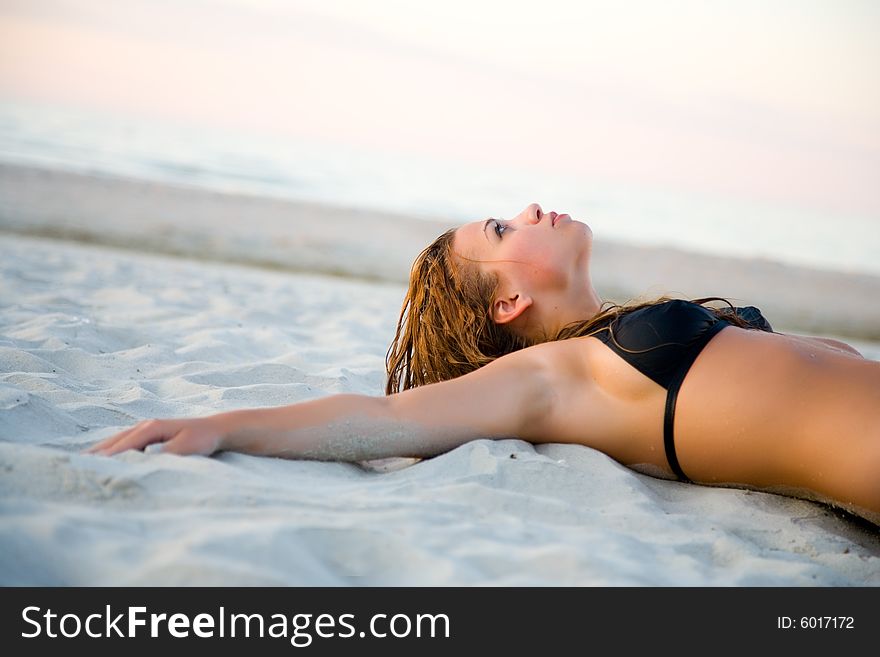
left=493, top=220, right=508, bottom=238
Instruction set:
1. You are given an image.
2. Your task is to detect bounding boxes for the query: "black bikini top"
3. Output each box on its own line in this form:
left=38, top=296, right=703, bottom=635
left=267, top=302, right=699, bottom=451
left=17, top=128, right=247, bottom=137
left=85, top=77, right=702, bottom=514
left=592, top=299, right=774, bottom=481
left=593, top=299, right=773, bottom=390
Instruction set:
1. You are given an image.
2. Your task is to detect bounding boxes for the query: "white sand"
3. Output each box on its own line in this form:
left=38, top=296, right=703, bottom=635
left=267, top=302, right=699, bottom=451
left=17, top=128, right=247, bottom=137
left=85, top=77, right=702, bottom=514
left=1, top=233, right=878, bottom=586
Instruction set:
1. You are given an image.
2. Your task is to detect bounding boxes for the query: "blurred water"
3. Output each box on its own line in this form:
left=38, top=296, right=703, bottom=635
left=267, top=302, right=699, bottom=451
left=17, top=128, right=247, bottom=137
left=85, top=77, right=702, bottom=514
left=1, top=99, right=878, bottom=276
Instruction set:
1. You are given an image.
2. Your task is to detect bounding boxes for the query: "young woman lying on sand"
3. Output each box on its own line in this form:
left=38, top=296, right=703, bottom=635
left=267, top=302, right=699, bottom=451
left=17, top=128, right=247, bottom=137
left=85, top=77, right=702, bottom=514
left=85, top=203, right=880, bottom=525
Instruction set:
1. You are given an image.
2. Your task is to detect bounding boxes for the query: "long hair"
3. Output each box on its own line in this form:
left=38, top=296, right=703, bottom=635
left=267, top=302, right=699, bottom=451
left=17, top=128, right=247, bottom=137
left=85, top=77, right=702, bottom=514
left=385, top=228, right=756, bottom=395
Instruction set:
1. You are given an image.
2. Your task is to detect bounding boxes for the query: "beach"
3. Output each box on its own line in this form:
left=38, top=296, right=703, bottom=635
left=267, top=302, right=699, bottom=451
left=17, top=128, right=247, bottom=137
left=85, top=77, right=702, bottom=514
left=1, top=164, right=879, bottom=585
left=3, top=163, right=880, bottom=340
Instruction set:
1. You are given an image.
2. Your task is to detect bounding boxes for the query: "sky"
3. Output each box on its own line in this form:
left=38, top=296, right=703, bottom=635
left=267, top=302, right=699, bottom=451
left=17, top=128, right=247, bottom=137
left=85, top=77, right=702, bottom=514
left=1, top=0, right=879, bottom=219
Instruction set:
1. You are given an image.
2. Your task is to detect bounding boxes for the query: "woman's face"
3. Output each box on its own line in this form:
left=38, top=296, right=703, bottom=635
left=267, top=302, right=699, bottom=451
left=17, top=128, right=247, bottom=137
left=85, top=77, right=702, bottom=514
left=452, top=202, right=593, bottom=296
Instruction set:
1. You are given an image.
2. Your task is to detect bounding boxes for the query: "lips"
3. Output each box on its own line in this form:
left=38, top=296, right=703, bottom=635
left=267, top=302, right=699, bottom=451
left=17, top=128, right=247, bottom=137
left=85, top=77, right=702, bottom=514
left=552, top=212, right=569, bottom=227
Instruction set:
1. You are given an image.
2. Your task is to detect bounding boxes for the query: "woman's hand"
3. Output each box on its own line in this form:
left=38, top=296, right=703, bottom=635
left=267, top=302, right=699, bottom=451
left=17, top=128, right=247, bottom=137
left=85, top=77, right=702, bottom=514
left=83, top=416, right=227, bottom=457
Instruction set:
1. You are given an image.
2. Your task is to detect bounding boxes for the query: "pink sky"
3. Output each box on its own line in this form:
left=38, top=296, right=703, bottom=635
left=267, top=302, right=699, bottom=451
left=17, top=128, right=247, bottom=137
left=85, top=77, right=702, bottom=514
left=1, top=0, right=878, bottom=217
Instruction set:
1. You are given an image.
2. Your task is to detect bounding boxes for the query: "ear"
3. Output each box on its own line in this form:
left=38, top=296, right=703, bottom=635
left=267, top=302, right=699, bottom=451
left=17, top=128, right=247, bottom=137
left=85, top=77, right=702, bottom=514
left=492, top=293, right=533, bottom=325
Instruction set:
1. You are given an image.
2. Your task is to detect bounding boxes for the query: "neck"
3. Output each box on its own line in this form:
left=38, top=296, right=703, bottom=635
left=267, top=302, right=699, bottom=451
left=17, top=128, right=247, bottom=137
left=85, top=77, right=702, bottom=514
left=521, top=284, right=604, bottom=342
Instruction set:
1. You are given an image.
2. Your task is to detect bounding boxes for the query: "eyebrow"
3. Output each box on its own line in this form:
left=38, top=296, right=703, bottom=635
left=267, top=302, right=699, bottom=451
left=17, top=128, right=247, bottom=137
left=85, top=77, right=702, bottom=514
left=482, top=218, right=493, bottom=243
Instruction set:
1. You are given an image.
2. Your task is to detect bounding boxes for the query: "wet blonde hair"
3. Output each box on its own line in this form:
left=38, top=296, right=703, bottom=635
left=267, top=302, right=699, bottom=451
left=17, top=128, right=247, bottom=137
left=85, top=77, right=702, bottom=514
left=385, top=227, right=755, bottom=395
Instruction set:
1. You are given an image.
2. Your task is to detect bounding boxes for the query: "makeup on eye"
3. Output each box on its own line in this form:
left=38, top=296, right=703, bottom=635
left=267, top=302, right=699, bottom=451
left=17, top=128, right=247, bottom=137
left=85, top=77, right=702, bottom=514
left=481, top=218, right=504, bottom=241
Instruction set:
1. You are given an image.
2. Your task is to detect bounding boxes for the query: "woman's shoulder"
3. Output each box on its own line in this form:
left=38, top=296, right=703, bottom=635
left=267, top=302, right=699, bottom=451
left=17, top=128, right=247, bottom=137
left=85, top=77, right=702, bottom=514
left=516, top=334, right=603, bottom=392
left=385, top=334, right=600, bottom=448
left=501, top=334, right=655, bottom=453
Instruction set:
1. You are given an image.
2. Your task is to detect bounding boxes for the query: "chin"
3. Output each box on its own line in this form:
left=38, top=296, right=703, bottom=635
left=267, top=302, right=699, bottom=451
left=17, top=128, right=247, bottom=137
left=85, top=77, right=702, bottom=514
left=572, top=219, right=593, bottom=241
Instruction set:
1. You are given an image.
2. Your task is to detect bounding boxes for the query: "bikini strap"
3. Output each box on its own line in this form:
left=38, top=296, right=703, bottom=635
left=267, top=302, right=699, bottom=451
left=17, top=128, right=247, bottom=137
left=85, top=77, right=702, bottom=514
left=663, top=319, right=730, bottom=482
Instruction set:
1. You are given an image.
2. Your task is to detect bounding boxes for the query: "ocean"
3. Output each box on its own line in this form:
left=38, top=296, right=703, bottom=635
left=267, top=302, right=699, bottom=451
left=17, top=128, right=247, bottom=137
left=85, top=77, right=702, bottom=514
left=1, top=99, right=877, bottom=277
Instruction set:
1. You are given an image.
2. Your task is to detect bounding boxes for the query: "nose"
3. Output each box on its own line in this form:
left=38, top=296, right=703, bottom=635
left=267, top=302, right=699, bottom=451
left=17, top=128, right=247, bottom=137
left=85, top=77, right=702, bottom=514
left=522, top=203, right=556, bottom=224
left=524, top=203, right=544, bottom=224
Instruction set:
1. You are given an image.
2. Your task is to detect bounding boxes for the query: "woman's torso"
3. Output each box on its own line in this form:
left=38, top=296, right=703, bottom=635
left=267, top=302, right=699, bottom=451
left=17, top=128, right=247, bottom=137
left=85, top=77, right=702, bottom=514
left=544, top=313, right=880, bottom=519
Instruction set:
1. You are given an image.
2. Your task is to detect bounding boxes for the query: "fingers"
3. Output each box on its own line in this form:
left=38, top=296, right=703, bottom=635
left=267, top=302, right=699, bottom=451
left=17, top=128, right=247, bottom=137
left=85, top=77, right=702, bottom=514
left=159, top=428, right=200, bottom=456
left=83, top=416, right=226, bottom=458
left=160, top=425, right=223, bottom=456
left=84, top=419, right=182, bottom=456
left=157, top=432, right=187, bottom=455
left=84, top=426, right=137, bottom=454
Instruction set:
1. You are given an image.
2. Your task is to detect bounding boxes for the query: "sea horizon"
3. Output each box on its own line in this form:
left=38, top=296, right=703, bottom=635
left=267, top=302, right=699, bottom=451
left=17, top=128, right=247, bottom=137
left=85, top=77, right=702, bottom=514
left=1, top=98, right=878, bottom=278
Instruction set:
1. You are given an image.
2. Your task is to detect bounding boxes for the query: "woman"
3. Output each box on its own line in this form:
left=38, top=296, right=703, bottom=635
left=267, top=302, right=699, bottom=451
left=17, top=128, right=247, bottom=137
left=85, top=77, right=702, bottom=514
left=85, top=203, right=880, bottom=525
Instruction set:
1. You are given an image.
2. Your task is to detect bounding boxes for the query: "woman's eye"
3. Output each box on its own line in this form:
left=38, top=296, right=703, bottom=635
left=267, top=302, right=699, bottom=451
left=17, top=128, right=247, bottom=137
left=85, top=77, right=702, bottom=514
left=494, top=221, right=507, bottom=238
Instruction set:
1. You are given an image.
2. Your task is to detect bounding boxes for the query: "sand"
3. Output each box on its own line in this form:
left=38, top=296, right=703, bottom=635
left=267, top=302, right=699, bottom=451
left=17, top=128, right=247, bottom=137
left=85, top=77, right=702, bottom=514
left=1, top=231, right=878, bottom=586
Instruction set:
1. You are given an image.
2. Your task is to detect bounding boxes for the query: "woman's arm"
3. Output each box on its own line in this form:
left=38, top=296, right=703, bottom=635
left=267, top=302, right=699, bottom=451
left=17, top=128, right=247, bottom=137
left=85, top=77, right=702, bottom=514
left=84, top=343, right=559, bottom=460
